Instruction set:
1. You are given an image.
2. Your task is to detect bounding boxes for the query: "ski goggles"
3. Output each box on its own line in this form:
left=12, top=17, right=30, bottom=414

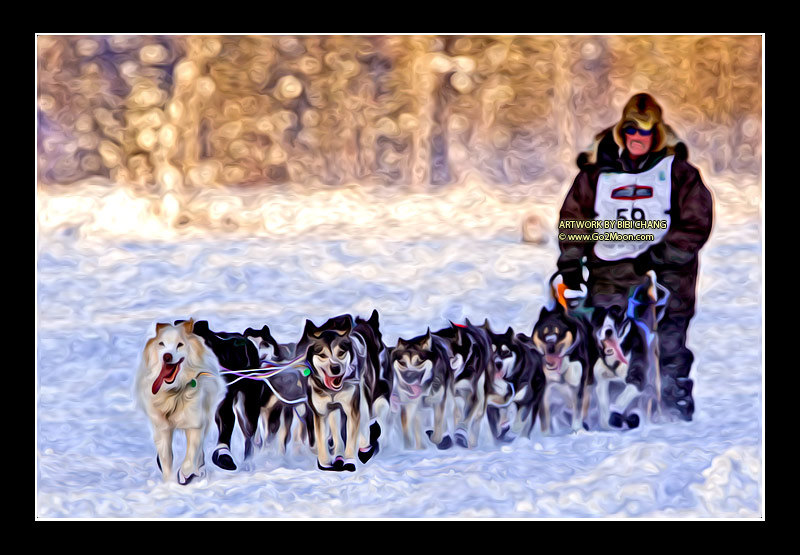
left=623, top=126, right=654, bottom=137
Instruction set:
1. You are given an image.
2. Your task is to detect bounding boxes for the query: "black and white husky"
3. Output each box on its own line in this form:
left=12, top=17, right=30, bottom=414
left=296, top=310, right=390, bottom=472
left=388, top=329, right=452, bottom=450
left=590, top=270, right=669, bottom=427
left=481, top=321, right=546, bottom=442
left=433, top=320, right=493, bottom=448
left=530, top=305, right=594, bottom=435
left=589, top=306, right=649, bottom=430
left=243, top=326, right=313, bottom=454
left=189, top=320, right=308, bottom=471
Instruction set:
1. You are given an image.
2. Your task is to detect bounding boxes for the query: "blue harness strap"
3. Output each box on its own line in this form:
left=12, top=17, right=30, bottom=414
left=627, top=280, right=670, bottom=346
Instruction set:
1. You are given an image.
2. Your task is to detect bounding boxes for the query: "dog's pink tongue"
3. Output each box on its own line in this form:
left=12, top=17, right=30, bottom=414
left=324, top=374, right=342, bottom=390
left=603, top=339, right=628, bottom=366
left=545, top=355, right=561, bottom=368
left=152, top=364, right=177, bottom=395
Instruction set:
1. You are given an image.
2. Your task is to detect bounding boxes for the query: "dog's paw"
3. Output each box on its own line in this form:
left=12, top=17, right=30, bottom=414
left=358, top=444, right=378, bottom=464
left=317, top=457, right=356, bottom=472
left=626, top=413, right=640, bottom=429
left=454, top=430, right=469, bottom=449
left=609, top=412, right=624, bottom=428
left=317, top=460, right=339, bottom=472
left=426, top=430, right=451, bottom=450
left=177, top=466, right=205, bottom=486
left=495, top=426, right=516, bottom=444
left=212, top=447, right=237, bottom=471
left=341, top=459, right=357, bottom=472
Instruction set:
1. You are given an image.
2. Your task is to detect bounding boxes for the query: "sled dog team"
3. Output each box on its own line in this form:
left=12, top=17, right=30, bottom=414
left=136, top=274, right=668, bottom=484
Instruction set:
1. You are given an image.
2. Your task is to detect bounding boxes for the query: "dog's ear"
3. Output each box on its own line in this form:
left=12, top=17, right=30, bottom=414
left=533, top=307, right=550, bottom=335
left=181, top=319, right=195, bottom=334
left=368, top=309, right=380, bottom=331
left=340, top=315, right=354, bottom=336
left=257, top=325, right=280, bottom=351
left=295, top=319, right=317, bottom=355
left=396, top=337, right=407, bottom=348
left=245, top=325, right=272, bottom=339
left=420, top=328, right=432, bottom=351
left=504, top=327, right=514, bottom=340
left=156, top=322, right=170, bottom=334
left=325, top=315, right=353, bottom=336
left=303, top=319, right=318, bottom=337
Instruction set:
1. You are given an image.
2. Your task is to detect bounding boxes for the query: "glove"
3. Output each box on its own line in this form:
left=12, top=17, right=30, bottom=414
left=557, top=266, right=585, bottom=291
left=551, top=267, right=588, bottom=310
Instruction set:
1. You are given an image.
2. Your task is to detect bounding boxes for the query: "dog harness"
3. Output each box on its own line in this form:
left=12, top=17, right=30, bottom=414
left=218, top=356, right=311, bottom=404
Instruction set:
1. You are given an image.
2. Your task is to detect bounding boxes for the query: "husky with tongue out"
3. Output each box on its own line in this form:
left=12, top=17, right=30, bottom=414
left=389, top=329, right=451, bottom=450
left=481, top=321, right=546, bottom=443
left=135, top=320, right=225, bottom=485
left=296, top=311, right=390, bottom=472
left=531, top=305, right=594, bottom=435
left=590, top=306, right=649, bottom=430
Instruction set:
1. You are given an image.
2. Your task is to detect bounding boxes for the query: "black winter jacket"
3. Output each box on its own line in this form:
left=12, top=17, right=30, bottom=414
left=557, top=127, right=713, bottom=284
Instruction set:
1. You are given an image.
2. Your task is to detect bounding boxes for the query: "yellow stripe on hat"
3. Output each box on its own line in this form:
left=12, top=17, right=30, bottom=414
left=626, top=116, right=655, bottom=130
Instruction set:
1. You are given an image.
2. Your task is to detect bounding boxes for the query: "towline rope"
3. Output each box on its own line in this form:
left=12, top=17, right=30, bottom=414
left=218, top=355, right=310, bottom=404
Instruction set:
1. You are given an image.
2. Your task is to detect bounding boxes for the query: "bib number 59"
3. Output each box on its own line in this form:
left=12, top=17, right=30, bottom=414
left=616, top=208, right=645, bottom=221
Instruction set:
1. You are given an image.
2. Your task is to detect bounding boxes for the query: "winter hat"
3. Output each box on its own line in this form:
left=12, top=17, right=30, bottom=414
left=613, top=93, right=669, bottom=152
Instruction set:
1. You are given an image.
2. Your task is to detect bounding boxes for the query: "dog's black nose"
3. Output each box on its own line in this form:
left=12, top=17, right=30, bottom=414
left=605, top=329, right=613, bottom=339
left=163, top=353, right=173, bottom=362
left=330, top=365, right=341, bottom=375
left=495, top=361, right=503, bottom=370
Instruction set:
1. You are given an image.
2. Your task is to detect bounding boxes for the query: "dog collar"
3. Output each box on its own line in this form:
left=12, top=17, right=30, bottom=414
left=190, top=372, right=214, bottom=388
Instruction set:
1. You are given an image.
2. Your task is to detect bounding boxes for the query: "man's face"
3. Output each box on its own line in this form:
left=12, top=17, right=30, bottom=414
left=624, top=127, right=653, bottom=158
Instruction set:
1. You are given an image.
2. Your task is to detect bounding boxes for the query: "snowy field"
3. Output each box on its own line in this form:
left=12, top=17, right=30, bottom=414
left=35, top=179, right=763, bottom=519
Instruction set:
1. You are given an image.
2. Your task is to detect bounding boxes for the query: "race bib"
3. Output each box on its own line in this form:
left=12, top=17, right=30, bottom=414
left=593, top=155, right=673, bottom=261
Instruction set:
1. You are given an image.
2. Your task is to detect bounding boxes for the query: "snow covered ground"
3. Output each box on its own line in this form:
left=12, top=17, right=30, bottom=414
left=35, top=178, right=763, bottom=519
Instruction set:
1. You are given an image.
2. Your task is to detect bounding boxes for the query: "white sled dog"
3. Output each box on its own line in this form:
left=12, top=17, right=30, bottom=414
left=135, top=320, right=226, bottom=485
